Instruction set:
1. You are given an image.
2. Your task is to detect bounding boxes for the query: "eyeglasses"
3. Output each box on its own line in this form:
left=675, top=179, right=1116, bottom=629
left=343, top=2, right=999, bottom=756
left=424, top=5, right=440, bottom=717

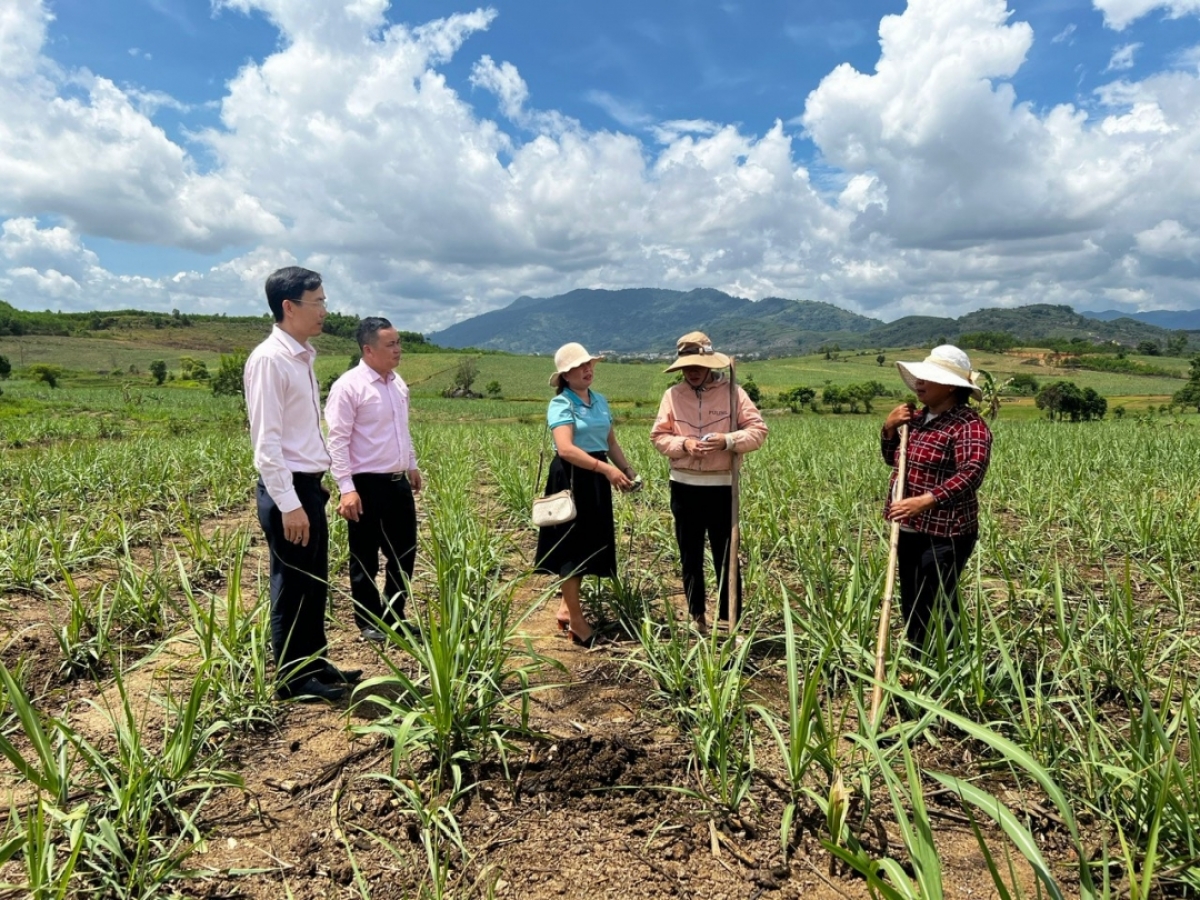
left=289, top=297, right=328, bottom=307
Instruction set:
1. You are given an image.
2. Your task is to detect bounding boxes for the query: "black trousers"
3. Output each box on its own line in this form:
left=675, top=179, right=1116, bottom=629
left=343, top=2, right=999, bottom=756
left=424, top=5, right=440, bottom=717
left=347, top=472, right=417, bottom=629
left=256, top=473, right=329, bottom=689
left=896, top=530, right=977, bottom=650
left=669, top=480, right=742, bottom=621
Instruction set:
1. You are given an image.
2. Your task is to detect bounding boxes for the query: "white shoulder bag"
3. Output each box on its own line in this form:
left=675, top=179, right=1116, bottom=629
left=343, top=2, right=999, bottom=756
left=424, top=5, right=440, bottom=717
left=532, top=417, right=577, bottom=528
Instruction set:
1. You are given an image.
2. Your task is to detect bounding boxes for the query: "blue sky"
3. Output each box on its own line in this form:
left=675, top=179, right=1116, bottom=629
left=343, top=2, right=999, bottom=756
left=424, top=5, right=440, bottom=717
left=3, top=0, right=1200, bottom=327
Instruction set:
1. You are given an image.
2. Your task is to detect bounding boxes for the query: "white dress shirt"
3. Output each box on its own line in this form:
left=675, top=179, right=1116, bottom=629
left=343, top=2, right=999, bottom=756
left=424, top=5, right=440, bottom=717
left=244, top=326, right=332, bottom=513
left=325, top=360, right=418, bottom=494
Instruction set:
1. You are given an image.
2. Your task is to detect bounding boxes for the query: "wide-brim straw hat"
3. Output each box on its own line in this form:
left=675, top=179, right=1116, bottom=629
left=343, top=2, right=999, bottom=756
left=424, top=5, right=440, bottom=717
left=549, top=342, right=602, bottom=386
left=664, top=331, right=731, bottom=372
left=896, top=344, right=983, bottom=402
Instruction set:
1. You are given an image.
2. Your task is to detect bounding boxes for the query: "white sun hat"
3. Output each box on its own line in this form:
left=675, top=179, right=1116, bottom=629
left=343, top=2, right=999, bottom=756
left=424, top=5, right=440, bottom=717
left=896, top=345, right=983, bottom=402
left=549, top=342, right=602, bottom=386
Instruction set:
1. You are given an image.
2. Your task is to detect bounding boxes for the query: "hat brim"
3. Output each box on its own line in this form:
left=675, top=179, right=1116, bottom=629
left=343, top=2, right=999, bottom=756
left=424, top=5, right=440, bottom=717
left=664, top=351, right=731, bottom=373
left=896, top=360, right=983, bottom=402
left=549, top=354, right=603, bottom=386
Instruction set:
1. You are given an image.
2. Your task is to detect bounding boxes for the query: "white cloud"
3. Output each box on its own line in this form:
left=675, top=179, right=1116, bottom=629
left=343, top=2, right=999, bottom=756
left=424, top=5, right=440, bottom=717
left=4, top=0, right=1200, bottom=327
left=586, top=90, right=654, bottom=130
left=1105, top=42, right=1141, bottom=71
left=1093, top=0, right=1200, bottom=31
left=1051, top=24, right=1077, bottom=44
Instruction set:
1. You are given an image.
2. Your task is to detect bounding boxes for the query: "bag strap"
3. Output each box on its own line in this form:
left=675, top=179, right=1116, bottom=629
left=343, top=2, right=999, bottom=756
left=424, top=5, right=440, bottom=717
left=535, top=399, right=580, bottom=494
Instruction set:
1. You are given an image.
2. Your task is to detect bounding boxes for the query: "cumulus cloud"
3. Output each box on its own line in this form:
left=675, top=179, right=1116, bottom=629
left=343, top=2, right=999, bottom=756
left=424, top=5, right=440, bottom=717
left=800, top=0, right=1200, bottom=312
left=4, top=0, right=1200, bottom=326
left=1093, top=0, right=1200, bottom=31
left=0, top=1, right=281, bottom=253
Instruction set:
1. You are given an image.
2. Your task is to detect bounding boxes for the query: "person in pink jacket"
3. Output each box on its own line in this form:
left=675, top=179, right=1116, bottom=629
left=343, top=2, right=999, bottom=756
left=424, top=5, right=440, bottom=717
left=651, top=332, right=767, bottom=633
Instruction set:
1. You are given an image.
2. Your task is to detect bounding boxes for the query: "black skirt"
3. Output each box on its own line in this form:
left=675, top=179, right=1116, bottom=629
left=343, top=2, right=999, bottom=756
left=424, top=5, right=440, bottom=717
left=534, top=451, right=617, bottom=579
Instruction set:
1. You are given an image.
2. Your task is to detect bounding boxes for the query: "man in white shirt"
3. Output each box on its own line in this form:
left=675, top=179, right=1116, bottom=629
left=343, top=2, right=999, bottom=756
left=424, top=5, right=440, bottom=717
left=244, top=266, right=360, bottom=702
left=325, top=317, right=422, bottom=641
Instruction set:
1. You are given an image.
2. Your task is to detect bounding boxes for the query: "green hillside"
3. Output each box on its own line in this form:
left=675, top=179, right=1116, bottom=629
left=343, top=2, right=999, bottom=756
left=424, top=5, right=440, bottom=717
left=429, top=288, right=878, bottom=355
left=856, top=304, right=1181, bottom=349
left=430, top=290, right=1192, bottom=357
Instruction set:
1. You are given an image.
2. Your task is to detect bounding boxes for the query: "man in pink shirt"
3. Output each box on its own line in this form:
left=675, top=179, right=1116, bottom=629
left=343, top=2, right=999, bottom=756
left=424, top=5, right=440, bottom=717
left=245, top=266, right=360, bottom=702
left=325, top=317, right=423, bottom=641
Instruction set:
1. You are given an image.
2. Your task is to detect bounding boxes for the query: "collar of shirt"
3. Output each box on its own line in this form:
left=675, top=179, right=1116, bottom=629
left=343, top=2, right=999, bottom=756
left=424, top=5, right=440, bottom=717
left=563, top=387, right=594, bottom=408
left=358, top=359, right=395, bottom=384
left=270, top=325, right=316, bottom=362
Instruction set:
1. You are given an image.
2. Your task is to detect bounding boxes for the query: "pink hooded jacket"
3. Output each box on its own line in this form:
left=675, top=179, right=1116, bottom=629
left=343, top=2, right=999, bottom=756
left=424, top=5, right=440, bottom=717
left=650, top=372, right=767, bottom=480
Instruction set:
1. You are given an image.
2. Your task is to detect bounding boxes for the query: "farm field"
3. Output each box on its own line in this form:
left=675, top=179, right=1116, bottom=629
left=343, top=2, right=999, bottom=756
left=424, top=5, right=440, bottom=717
left=1, top=331, right=1190, bottom=403
left=2, top=375, right=1200, bottom=899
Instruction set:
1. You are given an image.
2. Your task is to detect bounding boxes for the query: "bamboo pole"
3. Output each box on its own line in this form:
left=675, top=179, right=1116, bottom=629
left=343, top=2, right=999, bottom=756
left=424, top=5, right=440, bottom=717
left=870, top=424, right=909, bottom=726
left=727, top=357, right=740, bottom=636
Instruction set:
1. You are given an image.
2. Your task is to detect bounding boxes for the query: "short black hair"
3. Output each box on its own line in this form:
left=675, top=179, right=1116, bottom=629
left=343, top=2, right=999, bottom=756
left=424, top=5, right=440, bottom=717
left=356, top=316, right=394, bottom=350
left=264, top=267, right=322, bottom=322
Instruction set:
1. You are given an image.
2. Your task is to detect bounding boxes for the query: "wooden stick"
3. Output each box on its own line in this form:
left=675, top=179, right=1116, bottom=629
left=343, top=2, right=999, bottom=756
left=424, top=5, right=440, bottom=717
left=728, top=356, right=741, bottom=636
left=870, top=423, right=908, bottom=726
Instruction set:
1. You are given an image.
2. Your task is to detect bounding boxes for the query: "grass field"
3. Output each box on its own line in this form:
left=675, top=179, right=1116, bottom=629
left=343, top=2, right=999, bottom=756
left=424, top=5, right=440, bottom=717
left=2, top=371, right=1199, bottom=898
left=2, top=330, right=1189, bottom=410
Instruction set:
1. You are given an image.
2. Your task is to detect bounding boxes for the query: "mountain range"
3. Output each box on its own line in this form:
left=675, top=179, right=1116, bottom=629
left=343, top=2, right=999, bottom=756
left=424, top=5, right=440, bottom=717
left=429, top=288, right=1194, bottom=356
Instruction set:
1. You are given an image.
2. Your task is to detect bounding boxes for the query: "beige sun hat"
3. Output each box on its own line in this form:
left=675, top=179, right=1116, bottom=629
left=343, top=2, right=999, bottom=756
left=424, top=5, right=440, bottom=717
left=664, top=331, right=731, bottom=373
left=896, top=345, right=983, bottom=402
left=548, top=342, right=602, bottom=386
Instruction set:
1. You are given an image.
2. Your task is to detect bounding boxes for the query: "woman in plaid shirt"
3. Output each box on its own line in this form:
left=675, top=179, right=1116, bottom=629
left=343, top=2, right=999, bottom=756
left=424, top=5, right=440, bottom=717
left=882, top=345, right=992, bottom=651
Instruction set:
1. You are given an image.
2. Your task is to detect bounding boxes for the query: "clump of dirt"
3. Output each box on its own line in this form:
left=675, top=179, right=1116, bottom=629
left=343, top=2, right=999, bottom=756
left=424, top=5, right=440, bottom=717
left=519, top=734, right=680, bottom=803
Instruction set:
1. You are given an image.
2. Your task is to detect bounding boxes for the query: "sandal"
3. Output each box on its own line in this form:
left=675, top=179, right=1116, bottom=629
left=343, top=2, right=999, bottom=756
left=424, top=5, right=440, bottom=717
left=567, top=628, right=599, bottom=649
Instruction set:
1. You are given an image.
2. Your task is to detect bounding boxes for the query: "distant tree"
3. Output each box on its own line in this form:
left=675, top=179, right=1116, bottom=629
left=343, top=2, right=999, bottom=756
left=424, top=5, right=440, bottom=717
left=1080, top=387, right=1107, bottom=421
left=876, top=354, right=885, bottom=367
left=822, top=385, right=845, bottom=413
left=1172, top=356, right=1200, bottom=412
left=0, top=354, right=10, bottom=380
left=960, top=331, right=1018, bottom=352
left=1136, top=339, right=1161, bottom=356
left=779, top=386, right=815, bottom=413
left=211, top=351, right=248, bottom=398
left=1007, top=373, right=1039, bottom=395
left=1035, top=381, right=1078, bottom=421
left=1166, top=331, right=1189, bottom=356
left=740, top=375, right=760, bottom=404
left=1113, top=405, right=1126, bottom=420
left=1036, top=380, right=1106, bottom=421
left=149, top=359, right=168, bottom=385
left=453, top=357, right=479, bottom=392
left=28, top=364, right=62, bottom=388
left=179, top=357, right=209, bottom=381
left=322, top=312, right=360, bottom=339
left=348, top=354, right=361, bottom=370
left=485, top=380, right=502, bottom=398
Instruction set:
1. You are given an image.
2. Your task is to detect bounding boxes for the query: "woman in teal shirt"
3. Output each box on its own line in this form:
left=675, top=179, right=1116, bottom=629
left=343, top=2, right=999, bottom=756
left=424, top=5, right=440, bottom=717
left=535, top=343, right=637, bottom=646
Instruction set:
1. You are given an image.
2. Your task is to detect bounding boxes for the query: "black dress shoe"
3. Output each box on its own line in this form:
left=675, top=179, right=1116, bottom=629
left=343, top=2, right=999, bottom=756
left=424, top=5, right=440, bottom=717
left=275, top=676, right=347, bottom=703
left=316, top=664, right=363, bottom=685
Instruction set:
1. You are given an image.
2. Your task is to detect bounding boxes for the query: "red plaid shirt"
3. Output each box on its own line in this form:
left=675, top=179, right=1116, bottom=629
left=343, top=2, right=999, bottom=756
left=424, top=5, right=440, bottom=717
left=881, top=404, right=992, bottom=537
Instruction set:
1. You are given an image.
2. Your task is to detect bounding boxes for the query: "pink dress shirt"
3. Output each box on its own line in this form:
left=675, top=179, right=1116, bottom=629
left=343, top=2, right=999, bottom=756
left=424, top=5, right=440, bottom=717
left=325, top=361, right=419, bottom=494
left=244, top=326, right=332, bottom=514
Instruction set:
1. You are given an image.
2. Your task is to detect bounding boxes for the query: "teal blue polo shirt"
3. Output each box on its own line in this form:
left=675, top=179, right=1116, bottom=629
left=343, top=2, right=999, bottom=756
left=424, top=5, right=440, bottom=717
left=547, top=389, right=612, bottom=453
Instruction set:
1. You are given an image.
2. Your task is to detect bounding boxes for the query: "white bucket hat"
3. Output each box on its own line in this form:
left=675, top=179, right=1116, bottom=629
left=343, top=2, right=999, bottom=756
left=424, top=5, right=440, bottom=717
left=549, top=342, right=602, bottom=386
left=896, top=345, right=983, bottom=402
